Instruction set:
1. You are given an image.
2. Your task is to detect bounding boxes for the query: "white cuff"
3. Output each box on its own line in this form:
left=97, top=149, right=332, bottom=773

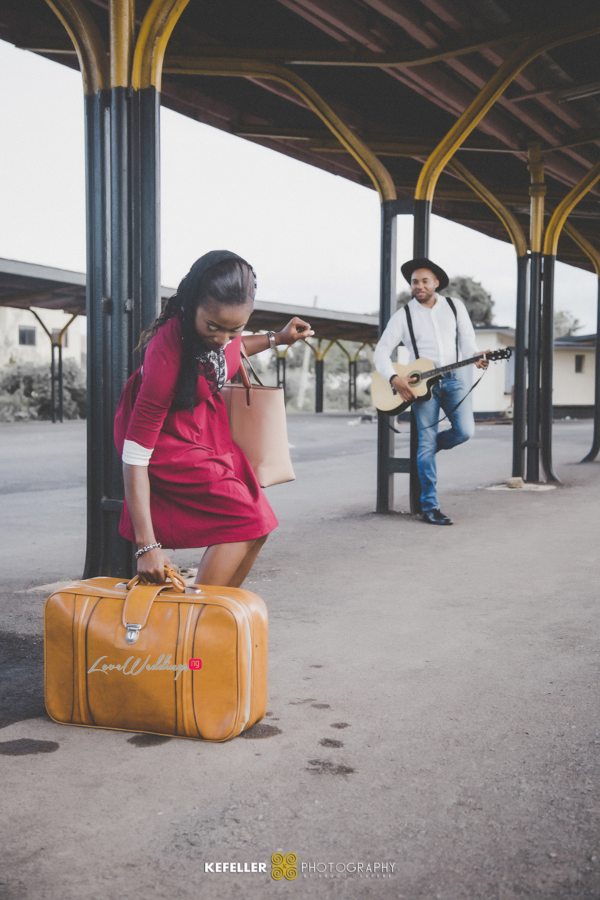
left=122, top=439, right=153, bottom=466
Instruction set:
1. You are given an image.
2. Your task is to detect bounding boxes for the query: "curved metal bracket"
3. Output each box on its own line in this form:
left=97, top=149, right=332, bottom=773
left=132, top=0, right=193, bottom=91
left=163, top=56, right=396, bottom=202
left=543, top=161, right=600, bottom=257
left=564, top=223, right=600, bottom=464
left=415, top=12, right=600, bottom=203
left=446, top=158, right=527, bottom=257
left=44, top=0, right=109, bottom=93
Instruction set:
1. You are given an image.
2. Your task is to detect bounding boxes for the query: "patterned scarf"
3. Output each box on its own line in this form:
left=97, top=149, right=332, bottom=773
left=196, top=343, right=227, bottom=395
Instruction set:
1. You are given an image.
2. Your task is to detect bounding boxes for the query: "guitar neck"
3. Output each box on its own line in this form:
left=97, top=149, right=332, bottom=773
left=420, top=355, right=483, bottom=380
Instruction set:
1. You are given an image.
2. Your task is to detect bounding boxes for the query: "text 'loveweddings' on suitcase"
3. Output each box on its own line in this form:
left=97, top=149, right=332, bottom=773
left=44, top=569, right=267, bottom=742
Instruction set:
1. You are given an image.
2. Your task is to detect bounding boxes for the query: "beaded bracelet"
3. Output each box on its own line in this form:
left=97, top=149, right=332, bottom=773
left=135, top=542, right=162, bottom=559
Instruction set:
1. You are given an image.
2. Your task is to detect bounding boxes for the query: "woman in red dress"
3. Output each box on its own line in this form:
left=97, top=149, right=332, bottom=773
left=114, top=250, right=312, bottom=586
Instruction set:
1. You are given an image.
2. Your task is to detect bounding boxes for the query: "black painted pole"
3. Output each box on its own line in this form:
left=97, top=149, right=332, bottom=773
left=276, top=355, right=286, bottom=397
left=413, top=199, right=430, bottom=258
left=349, top=359, right=357, bottom=410
left=51, top=343, right=57, bottom=424
left=315, top=358, right=324, bottom=413
left=376, top=200, right=397, bottom=512
left=409, top=198, right=430, bottom=514
left=58, top=343, right=64, bottom=423
left=540, top=254, right=560, bottom=482
left=131, top=85, right=161, bottom=365
left=105, top=84, right=133, bottom=577
left=512, top=253, right=529, bottom=478
left=526, top=251, right=542, bottom=482
left=581, top=275, right=600, bottom=462
left=83, top=91, right=108, bottom=579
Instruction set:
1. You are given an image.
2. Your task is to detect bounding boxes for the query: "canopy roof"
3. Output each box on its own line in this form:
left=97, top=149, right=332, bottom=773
left=0, top=258, right=378, bottom=343
left=2, top=1, right=600, bottom=270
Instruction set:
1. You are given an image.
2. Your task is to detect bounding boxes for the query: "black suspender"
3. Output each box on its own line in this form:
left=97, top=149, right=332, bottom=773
left=444, top=297, right=459, bottom=362
left=404, top=304, right=419, bottom=358
left=404, top=297, right=459, bottom=362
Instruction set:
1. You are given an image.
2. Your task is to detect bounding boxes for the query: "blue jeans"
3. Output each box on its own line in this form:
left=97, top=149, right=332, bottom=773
left=411, top=369, right=475, bottom=512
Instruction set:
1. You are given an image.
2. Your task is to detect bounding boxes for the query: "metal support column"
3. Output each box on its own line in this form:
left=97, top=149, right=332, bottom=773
left=376, top=200, right=397, bottom=512
left=104, top=82, right=134, bottom=577
left=525, top=144, right=546, bottom=483
left=413, top=199, right=430, bottom=258
left=131, top=83, right=161, bottom=365
left=45, top=0, right=189, bottom=578
left=348, top=359, right=357, bottom=410
left=512, top=254, right=529, bottom=477
left=409, top=198, right=429, bottom=513
left=83, top=88, right=110, bottom=579
left=540, top=254, right=560, bottom=482
left=526, top=250, right=542, bottom=482
left=58, top=342, right=64, bottom=422
left=51, top=342, right=58, bottom=423
left=561, top=225, right=600, bottom=464
left=315, top=357, right=324, bottom=413
left=376, top=199, right=422, bottom=514
left=309, top=340, right=334, bottom=413
left=276, top=353, right=287, bottom=396
left=582, top=276, right=600, bottom=462
left=335, top=340, right=364, bottom=412
left=540, top=164, right=600, bottom=478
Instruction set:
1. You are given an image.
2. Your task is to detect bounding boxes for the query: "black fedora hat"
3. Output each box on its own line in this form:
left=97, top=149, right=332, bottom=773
left=400, top=257, right=449, bottom=291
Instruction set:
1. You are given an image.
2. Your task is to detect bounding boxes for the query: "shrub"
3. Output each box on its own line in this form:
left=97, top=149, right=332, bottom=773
left=0, top=359, right=87, bottom=421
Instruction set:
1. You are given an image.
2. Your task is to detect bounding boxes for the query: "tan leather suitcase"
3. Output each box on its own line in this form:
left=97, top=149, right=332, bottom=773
left=44, top=570, right=268, bottom=742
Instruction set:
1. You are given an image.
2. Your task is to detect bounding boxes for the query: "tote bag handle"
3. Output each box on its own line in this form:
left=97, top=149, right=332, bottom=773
left=238, top=342, right=264, bottom=387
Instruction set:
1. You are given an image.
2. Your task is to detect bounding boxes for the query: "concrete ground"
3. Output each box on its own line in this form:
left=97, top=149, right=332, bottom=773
left=1, top=415, right=600, bottom=899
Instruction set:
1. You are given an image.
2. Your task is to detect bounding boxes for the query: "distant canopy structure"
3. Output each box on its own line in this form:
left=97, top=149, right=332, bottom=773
left=4, top=0, right=600, bottom=573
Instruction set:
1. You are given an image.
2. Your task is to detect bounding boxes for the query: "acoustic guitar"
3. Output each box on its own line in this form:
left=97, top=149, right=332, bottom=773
left=371, top=348, right=512, bottom=415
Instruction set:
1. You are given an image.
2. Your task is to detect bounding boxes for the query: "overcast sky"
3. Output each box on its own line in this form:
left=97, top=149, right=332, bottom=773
left=0, top=38, right=597, bottom=332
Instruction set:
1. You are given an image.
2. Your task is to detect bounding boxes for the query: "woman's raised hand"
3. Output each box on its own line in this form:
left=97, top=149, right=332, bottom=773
left=137, top=547, right=172, bottom=583
left=276, top=317, right=314, bottom=345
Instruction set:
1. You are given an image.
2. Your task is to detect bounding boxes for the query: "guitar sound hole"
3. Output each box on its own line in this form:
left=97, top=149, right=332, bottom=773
left=409, top=372, right=421, bottom=385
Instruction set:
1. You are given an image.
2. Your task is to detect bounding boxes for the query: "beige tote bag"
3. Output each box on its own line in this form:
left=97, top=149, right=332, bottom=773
left=221, top=345, right=295, bottom=488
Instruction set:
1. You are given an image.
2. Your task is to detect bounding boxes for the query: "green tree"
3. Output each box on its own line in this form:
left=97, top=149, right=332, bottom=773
left=396, top=275, right=495, bottom=326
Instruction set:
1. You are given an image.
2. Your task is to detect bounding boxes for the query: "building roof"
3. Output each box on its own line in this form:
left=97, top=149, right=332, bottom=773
left=3, top=1, right=600, bottom=272
left=554, top=333, right=597, bottom=346
left=474, top=325, right=515, bottom=334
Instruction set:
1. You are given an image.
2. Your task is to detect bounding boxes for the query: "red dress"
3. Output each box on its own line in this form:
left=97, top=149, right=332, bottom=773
left=114, top=317, right=278, bottom=549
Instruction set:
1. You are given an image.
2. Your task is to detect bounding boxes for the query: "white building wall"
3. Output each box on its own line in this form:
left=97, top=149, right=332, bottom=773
left=472, top=329, right=514, bottom=414
left=552, top=347, right=595, bottom=406
left=0, top=306, right=83, bottom=369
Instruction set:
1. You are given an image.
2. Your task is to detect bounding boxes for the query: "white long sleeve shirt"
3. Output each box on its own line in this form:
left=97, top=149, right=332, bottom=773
left=373, top=294, right=479, bottom=381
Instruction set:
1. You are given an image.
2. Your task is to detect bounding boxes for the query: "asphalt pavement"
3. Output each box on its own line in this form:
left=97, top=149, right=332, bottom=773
left=1, top=415, right=600, bottom=899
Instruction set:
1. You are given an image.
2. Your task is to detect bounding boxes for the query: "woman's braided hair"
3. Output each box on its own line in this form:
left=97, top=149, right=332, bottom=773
left=137, top=251, right=255, bottom=410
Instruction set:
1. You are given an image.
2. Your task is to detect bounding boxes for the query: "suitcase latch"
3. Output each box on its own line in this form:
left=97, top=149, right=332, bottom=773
left=125, top=623, right=142, bottom=644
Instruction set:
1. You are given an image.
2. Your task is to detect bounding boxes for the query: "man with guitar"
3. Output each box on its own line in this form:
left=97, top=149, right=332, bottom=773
left=373, top=258, right=490, bottom=525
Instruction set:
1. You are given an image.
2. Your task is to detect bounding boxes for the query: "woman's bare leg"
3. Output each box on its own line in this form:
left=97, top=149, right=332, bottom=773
left=195, top=540, right=255, bottom=586
left=194, top=536, right=268, bottom=588
left=228, top=535, right=268, bottom=588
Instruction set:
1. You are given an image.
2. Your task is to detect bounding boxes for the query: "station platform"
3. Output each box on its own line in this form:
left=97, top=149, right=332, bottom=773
left=1, top=416, right=599, bottom=899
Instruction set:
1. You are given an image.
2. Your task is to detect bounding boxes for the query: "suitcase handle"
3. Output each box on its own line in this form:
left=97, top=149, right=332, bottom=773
left=122, top=567, right=187, bottom=644
left=126, top=566, right=186, bottom=592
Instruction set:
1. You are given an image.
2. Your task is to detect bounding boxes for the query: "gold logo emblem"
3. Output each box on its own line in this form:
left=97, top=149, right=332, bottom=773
left=271, top=852, right=297, bottom=881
